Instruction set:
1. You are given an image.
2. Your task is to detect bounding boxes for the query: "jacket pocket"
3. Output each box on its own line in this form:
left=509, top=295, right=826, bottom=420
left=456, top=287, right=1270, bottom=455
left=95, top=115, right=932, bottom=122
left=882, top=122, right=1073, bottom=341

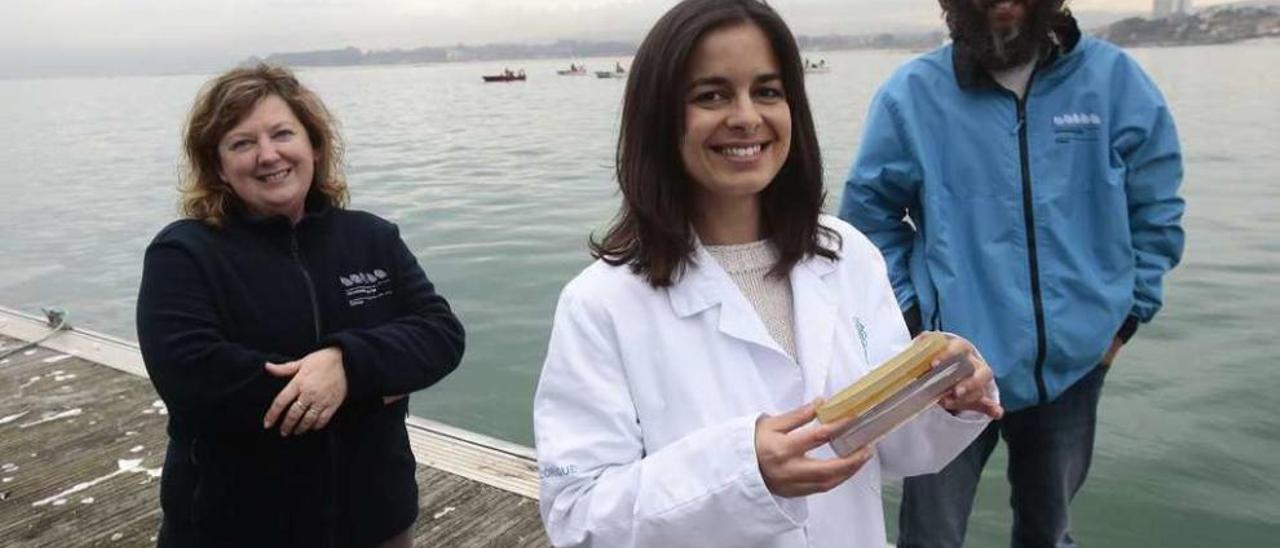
left=1042, top=128, right=1122, bottom=197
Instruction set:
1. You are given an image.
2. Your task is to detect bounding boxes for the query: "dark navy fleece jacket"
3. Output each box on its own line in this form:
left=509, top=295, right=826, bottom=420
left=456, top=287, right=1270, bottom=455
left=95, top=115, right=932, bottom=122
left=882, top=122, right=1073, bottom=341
left=136, top=200, right=464, bottom=547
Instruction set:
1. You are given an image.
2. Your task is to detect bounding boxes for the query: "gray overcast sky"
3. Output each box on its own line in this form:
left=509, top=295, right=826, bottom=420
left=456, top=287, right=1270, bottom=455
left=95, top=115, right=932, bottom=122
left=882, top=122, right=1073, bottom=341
left=1, top=0, right=1239, bottom=77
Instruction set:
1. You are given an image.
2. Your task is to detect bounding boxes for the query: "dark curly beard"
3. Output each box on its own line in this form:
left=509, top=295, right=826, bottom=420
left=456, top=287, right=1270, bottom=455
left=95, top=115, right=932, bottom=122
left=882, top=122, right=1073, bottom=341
left=940, top=0, right=1067, bottom=70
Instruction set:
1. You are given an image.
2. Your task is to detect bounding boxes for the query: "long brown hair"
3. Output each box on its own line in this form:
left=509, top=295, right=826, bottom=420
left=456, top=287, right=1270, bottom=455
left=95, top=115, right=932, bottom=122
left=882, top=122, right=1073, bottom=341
left=180, top=64, right=347, bottom=226
left=591, top=0, right=838, bottom=287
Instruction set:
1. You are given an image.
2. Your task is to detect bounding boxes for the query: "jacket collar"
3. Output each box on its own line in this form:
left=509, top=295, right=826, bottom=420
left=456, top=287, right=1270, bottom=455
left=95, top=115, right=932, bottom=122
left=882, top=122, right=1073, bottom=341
left=227, top=189, right=331, bottom=232
left=953, top=13, right=1082, bottom=92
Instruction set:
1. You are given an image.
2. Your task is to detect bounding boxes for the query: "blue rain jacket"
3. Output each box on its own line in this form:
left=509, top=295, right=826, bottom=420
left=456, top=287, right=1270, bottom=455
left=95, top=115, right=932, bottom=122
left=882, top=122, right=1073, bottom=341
left=839, top=27, right=1185, bottom=411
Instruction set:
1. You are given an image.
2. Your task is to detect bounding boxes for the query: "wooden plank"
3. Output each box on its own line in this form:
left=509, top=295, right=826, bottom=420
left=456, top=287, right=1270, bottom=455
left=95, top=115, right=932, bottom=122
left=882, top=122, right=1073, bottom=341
left=0, top=341, right=168, bottom=547
left=414, top=466, right=549, bottom=547
left=0, top=327, right=550, bottom=547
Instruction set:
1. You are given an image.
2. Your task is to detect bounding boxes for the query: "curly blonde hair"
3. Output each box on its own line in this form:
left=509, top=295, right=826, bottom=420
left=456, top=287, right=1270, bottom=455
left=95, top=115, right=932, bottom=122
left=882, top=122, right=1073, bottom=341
left=180, top=64, right=348, bottom=226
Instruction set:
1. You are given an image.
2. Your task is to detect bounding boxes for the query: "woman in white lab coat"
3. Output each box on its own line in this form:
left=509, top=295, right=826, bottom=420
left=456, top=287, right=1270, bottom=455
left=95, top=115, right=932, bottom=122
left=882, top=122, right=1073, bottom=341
left=533, top=1, right=1003, bottom=546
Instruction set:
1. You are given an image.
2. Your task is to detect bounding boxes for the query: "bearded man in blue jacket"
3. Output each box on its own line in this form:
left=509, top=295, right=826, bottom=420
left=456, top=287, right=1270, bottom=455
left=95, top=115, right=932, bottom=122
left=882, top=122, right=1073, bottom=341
left=839, top=1, right=1185, bottom=546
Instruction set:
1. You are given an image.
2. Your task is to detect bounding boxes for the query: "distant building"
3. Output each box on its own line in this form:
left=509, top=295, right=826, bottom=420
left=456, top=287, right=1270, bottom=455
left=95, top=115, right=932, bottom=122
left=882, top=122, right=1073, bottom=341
left=1153, top=0, right=1193, bottom=18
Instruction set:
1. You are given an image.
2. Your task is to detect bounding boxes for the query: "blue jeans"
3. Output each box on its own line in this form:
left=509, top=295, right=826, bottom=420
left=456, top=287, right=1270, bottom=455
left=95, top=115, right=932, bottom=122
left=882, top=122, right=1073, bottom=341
left=898, top=365, right=1108, bottom=548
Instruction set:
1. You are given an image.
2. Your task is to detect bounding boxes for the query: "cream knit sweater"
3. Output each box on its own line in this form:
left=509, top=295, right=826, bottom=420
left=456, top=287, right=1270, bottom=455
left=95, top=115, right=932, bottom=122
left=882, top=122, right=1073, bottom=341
left=704, top=240, right=796, bottom=361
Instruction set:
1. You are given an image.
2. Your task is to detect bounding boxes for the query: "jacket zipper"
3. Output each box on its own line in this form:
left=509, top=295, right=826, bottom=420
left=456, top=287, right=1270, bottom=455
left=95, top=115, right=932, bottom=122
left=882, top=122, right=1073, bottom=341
left=1011, top=77, right=1050, bottom=405
left=290, top=231, right=322, bottom=343
left=289, top=229, right=341, bottom=533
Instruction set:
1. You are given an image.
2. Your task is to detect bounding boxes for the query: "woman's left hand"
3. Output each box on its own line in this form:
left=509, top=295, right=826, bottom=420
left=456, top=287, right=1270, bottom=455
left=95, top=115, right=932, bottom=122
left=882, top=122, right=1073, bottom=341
left=263, top=347, right=349, bottom=436
left=932, top=335, right=1004, bottom=420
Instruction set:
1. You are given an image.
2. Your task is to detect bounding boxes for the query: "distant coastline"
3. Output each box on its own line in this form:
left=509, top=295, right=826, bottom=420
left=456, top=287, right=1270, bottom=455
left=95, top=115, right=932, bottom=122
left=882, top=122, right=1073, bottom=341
left=246, top=5, right=1280, bottom=71
left=243, top=33, right=949, bottom=70
left=1095, top=4, right=1280, bottom=47
left=5, top=4, right=1277, bottom=80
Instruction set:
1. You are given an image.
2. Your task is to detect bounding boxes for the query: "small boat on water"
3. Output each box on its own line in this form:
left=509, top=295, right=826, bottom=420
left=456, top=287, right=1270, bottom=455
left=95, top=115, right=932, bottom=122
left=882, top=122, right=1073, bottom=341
left=557, top=64, right=589, bottom=76
left=483, top=70, right=526, bottom=83
left=803, top=59, right=830, bottom=74
left=597, top=62, right=627, bottom=79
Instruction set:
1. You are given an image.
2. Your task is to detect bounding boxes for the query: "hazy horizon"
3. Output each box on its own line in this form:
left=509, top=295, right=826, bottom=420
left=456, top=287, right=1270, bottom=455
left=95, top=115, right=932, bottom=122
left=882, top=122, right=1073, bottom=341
left=2, top=0, right=1246, bottom=78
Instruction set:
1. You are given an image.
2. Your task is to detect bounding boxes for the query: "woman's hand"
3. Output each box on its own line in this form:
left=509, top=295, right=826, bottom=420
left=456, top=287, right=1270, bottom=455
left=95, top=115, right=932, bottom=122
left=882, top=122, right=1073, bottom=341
left=755, top=400, right=874, bottom=498
left=263, top=347, right=348, bottom=436
left=933, top=335, right=1004, bottom=420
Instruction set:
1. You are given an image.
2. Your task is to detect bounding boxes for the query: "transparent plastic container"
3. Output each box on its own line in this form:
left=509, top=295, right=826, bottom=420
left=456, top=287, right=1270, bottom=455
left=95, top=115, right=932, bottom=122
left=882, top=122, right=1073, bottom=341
left=828, top=356, right=975, bottom=457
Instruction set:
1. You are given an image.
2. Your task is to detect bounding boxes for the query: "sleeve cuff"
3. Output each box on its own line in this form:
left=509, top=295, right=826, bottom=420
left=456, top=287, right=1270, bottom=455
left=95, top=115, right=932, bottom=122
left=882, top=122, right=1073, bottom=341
left=321, top=332, right=377, bottom=400
left=739, top=414, right=809, bottom=527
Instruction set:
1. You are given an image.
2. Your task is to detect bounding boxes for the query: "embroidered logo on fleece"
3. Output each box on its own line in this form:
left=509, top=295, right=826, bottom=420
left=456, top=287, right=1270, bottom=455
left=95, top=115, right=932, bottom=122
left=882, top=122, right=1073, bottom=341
left=338, top=268, right=393, bottom=306
left=854, top=316, right=870, bottom=365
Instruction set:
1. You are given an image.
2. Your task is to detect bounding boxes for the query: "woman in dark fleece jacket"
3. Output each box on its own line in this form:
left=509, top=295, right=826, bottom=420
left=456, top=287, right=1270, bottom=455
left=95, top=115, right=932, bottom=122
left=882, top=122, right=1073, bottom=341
left=136, top=64, right=465, bottom=548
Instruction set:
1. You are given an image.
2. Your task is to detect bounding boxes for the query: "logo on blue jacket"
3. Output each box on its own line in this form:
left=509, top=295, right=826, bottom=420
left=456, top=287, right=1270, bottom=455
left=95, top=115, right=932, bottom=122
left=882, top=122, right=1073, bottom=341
left=1052, top=112, right=1103, bottom=143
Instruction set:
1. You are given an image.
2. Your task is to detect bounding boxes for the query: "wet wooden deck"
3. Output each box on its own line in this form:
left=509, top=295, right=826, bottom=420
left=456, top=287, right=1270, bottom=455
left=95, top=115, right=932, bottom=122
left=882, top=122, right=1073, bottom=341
left=0, top=307, right=549, bottom=547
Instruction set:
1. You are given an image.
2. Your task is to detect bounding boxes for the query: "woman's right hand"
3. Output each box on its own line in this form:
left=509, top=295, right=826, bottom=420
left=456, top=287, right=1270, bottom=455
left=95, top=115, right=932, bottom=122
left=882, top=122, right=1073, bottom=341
left=263, top=347, right=348, bottom=436
left=754, top=400, right=874, bottom=498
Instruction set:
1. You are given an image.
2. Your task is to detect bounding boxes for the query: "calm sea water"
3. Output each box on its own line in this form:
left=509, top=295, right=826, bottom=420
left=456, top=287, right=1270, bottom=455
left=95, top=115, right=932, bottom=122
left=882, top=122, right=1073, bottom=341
left=2, top=42, right=1277, bottom=546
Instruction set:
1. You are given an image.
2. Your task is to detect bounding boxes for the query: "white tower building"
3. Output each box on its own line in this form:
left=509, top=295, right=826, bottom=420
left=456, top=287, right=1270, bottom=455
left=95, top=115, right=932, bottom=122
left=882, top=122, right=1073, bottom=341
left=1155, top=0, right=1193, bottom=18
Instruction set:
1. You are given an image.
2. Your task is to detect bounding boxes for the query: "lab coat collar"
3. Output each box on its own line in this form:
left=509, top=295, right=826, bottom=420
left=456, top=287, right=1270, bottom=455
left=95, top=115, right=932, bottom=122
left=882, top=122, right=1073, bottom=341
left=667, top=233, right=839, bottom=317
left=667, top=234, right=841, bottom=400
left=669, top=240, right=782, bottom=356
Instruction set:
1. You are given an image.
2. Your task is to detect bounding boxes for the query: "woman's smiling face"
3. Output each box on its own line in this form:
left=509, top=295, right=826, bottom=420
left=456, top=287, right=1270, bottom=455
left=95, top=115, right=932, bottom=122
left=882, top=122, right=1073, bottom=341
left=680, top=21, right=791, bottom=206
left=217, top=94, right=316, bottom=223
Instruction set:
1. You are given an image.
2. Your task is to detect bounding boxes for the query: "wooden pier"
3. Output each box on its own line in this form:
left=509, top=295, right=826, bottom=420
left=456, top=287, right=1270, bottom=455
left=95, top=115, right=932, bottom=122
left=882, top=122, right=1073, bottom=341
left=0, top=307, right=549, bottom=547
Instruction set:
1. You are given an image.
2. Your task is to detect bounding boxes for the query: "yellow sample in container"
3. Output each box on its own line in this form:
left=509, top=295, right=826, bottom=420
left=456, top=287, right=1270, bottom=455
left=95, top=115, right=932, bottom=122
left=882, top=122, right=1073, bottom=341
left=817, top=332, right=948, bottom=424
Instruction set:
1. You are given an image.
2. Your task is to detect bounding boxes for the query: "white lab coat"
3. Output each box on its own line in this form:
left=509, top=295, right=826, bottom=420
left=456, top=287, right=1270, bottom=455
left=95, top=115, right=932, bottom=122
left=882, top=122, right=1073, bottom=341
left=534, top=216, right=994, bottom=547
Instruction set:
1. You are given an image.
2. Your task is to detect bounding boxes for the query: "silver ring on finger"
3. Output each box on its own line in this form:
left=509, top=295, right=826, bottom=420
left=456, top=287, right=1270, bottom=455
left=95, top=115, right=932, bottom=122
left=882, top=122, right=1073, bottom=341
left=293, top=400, right=309, bottom=410
left=305, top=406, right=321, bottom=416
